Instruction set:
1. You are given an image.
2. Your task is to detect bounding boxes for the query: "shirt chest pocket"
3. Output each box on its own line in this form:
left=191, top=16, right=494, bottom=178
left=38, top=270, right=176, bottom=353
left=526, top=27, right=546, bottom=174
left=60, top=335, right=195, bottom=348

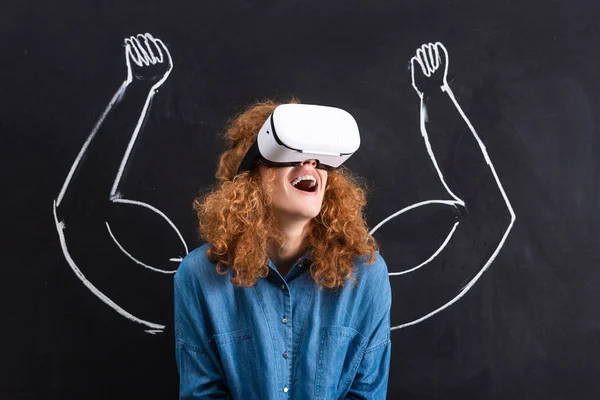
left=210, top=328, right=261, bottom=399
left=315, top=325, right=369, bottom=400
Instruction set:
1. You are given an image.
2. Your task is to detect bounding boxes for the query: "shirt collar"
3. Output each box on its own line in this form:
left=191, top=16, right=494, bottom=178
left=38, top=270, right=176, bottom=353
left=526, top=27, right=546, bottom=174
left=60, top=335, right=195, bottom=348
left=266, top=246, right=313, bottom=279
left=300, top=246, right=314, bottom=265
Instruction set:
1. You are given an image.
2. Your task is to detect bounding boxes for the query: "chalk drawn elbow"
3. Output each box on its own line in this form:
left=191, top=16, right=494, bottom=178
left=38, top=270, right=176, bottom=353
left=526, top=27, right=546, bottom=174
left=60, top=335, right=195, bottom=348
left=392, top=212, right=515, bottom=331
left=52, top=200, right=166, bottom=333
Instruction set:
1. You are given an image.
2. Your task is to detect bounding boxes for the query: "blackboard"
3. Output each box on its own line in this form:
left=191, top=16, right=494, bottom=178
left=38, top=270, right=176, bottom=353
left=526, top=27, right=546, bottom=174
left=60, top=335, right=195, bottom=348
left=2, top=0, right=600, bottom=398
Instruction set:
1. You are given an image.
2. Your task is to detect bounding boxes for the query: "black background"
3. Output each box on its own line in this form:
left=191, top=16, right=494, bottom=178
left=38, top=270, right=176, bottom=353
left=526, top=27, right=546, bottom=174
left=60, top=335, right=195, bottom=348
left=2, top=0, right=600, bottom=398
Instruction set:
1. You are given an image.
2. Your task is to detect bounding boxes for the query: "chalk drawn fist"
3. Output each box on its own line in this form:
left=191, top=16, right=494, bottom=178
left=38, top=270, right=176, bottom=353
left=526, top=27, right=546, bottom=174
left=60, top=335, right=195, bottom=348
left=124, top=33, right=173, bottom=90
left=410, top=42, right=449, bottom=98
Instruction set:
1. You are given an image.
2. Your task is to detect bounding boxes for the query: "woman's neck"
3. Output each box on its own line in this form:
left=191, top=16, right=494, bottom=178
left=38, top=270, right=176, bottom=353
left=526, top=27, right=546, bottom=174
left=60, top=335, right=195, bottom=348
left=268, top=219, right=310, bottom=277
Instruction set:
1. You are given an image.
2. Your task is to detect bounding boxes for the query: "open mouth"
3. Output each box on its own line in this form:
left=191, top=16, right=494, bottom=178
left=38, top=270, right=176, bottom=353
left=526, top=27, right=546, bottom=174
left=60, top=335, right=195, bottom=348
left=290, top=175, right=318, bottom=193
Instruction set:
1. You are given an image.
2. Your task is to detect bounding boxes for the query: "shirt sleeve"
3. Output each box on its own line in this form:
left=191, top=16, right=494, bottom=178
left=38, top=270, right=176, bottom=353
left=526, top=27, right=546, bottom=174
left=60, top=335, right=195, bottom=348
left=174, top=254, right=232, bottom=399
left=345, top=254, right=392, bottom=399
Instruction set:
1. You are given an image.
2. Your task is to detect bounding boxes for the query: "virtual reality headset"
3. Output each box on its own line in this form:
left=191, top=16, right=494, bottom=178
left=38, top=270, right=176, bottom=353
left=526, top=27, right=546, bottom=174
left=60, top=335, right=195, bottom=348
left=238, top=104, right=361, bottom=173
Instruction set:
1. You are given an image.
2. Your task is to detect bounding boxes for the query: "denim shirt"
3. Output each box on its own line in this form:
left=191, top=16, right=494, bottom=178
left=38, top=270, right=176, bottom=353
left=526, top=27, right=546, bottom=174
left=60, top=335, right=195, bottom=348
left=174, top=243, right=392, bottom=400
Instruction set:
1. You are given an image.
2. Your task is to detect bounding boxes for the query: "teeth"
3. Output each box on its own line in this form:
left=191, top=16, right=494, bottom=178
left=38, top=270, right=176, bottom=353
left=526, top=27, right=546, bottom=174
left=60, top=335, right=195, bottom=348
left=291, top=175, right=317, bottom=188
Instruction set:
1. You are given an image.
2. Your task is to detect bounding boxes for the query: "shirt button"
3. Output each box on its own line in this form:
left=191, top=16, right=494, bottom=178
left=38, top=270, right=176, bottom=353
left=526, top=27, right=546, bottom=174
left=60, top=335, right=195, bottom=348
left=281, top=284, right=285, bottom=290
left=281, top=317, right=287, bottom=324
left=283, top=352, right=289, bottom=359
left=283, top=386, right=289, bottom=393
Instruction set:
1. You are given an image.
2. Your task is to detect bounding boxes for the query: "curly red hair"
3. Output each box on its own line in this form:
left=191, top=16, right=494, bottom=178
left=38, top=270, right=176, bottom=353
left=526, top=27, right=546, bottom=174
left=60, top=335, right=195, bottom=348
left=194, top=99, right=378, bottom=290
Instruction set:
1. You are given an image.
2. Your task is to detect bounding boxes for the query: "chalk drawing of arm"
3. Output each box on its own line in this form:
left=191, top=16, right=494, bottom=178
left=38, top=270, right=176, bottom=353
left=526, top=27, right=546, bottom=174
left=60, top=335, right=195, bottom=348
left=53, top=33, right=187, bottom=333
left=372, top=42, right=516, bottom=330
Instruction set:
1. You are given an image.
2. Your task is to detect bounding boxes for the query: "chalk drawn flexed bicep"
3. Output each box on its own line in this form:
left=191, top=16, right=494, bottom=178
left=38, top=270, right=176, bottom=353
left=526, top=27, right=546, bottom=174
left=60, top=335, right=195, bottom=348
left=373, top=42, right=516, bottom=330
left=53, top=33, right=186, bottom=334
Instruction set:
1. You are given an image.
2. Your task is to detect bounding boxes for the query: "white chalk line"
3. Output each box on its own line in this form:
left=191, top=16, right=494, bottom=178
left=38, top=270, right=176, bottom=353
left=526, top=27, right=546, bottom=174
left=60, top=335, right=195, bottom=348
left=110, top=197, right=189, bottom=255
left=106, top=198, right=188, bottom=273
left=53, top=200, right=166, bottom=331
left=369, top=199, right=460, bottom=235
left=106, top=222, right=178, bottom=274
left=110, top=33, right=173, bottom=198
left=109, top=90, right=155, bottom=199
left=55, top=81, right=129, bottom=207
left=125, top=33, right=166, bottom=67
left=53, top=34, right=182, bottom=332
left=56, top=33, right=170, bottom=206
left=370, top=199, right=460, bottom=275
left=388, top=220, right=459, bottom=276
left=385, top=42, right=515, bottom=330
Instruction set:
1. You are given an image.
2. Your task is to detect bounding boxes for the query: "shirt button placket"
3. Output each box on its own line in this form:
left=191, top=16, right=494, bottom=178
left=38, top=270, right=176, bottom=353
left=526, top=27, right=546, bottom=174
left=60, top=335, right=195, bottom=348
left=280, top=279, right=292, bottom=395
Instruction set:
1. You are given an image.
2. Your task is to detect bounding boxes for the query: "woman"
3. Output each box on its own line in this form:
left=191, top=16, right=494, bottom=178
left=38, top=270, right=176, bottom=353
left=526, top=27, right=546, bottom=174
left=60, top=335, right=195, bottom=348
left=174, top=100, right=392, bottom=399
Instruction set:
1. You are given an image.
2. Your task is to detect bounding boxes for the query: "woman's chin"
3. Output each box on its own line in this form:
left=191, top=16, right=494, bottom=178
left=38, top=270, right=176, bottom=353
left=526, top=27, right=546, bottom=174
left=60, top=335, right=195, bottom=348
left=275, top=207, right=322, bottom=224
